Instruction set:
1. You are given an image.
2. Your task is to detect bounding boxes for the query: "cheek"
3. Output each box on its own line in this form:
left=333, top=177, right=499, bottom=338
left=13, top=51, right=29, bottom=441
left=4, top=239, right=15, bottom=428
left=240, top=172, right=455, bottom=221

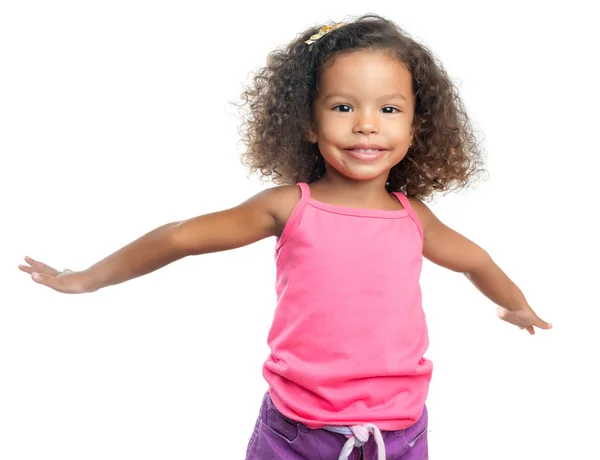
left=319, top=117, right=347, bottom=138
left=388, top=121, right=413, bottom=141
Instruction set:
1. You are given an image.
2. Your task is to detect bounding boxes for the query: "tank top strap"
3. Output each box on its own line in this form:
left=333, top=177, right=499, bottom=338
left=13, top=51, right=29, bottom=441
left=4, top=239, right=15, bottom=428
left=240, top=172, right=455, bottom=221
left=298, top=182, right=311, bottom=202
left=276, top=182, right=311, bottom=250
left=393, top=192, right=424, bottom=240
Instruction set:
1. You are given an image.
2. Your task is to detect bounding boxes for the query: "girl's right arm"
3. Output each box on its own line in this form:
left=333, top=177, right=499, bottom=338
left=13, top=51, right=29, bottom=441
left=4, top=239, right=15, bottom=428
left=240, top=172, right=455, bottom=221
left=19, top=186, right=298, bottom=294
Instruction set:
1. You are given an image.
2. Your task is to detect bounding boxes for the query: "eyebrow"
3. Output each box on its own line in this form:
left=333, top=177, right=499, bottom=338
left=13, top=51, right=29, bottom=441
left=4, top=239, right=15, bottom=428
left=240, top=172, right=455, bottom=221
left=323, top=92, right=408, bottom=102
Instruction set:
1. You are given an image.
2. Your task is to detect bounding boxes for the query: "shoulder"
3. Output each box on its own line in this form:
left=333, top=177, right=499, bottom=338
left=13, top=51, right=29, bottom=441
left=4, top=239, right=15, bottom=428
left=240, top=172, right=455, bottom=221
left=249, top=184, right=301, bottom=236
left=253, top=184, right=301, bottom=212
left=406, top=197, right=437, bottom=233
left=406, top=196, right=429, bottom=214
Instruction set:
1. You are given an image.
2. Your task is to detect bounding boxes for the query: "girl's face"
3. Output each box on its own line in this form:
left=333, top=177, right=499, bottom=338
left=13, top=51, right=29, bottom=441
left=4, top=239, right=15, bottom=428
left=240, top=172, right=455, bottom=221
left=311, top=50, right=415, bottom=184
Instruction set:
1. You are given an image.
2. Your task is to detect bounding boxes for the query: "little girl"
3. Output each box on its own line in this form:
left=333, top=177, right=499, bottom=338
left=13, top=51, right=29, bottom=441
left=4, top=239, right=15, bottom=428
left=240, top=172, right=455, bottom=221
left=19, top=14, right=552, bottom=460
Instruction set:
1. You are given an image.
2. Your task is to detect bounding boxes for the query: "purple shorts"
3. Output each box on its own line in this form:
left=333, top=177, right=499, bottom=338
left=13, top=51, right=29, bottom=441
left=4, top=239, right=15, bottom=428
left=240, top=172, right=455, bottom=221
left=245, top=393, right=428, bottom=460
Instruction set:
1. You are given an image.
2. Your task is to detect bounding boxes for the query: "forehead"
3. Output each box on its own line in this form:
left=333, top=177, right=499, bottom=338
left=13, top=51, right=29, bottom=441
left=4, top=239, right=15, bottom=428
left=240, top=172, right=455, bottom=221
left=318, top=50, right=413, bottom=99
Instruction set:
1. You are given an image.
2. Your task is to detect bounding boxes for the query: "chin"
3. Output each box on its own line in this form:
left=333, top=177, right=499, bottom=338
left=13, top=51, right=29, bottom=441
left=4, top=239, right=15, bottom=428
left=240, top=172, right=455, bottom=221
left=323, top=154, right=399, bottom=181
left=336, top=165, right=390, bottom=182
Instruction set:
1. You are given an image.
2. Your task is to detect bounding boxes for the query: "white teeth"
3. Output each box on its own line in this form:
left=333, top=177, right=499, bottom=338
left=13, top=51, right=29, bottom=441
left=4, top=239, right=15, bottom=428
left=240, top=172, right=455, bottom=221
left=353, top=149, right=380, bottom=153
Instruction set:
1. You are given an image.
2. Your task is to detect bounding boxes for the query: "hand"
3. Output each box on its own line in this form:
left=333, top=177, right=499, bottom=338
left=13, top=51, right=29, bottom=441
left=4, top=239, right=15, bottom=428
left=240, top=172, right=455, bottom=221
left=18, top=256, right=92, bottom=294
left=495, top=304, right=552, bottom=335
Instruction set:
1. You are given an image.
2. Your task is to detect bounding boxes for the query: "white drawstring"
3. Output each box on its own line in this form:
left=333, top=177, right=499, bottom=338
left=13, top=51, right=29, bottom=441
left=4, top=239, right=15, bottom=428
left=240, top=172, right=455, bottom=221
left=324, top=423, right=386, bottom=460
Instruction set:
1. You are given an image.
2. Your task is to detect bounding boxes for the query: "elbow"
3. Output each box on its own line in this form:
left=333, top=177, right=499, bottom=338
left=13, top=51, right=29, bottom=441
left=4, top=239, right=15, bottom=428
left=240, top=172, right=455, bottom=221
left=168, top=221, right=194, bottom=258
left=464, top=250, right=494, bottom=277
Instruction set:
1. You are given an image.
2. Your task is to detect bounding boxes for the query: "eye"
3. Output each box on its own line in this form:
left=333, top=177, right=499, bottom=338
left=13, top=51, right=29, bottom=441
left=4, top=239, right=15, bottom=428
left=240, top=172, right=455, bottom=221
left=382, top=107, right=400, bottom=114
left=333, top=104, right=353, bottom=112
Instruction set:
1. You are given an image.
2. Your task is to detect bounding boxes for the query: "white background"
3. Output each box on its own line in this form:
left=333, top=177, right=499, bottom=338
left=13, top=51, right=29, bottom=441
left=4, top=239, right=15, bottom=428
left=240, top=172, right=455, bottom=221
left=2, top=1, right=598, bottom=458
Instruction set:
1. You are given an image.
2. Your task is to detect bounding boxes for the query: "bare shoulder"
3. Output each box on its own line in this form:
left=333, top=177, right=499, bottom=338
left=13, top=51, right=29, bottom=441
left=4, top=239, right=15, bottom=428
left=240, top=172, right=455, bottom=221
left=406, top=197, right=436, bottom=231
left=251, top=184, right=301, bottom=237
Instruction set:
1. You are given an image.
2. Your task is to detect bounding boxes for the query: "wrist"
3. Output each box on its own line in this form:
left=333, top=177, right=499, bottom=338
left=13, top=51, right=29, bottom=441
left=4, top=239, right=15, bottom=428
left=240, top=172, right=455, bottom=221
left=80, top=269, right=100, bottom=293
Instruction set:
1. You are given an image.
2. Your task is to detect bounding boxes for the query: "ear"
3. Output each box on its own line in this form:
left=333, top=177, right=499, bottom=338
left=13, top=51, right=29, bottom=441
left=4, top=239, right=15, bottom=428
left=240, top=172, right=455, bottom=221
left=408, top=123, right=417, bottom=147
left=306, top=125, right=318, bottom=144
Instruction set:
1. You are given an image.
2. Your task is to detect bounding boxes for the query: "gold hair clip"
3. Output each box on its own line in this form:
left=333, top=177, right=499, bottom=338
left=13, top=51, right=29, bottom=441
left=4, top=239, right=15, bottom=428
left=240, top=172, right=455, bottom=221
left=305, top=22, right=347, bottom=50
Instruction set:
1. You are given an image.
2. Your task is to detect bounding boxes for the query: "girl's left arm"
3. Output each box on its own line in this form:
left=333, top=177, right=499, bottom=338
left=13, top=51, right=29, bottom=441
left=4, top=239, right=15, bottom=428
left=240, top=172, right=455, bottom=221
left=409, top=198, right=552, bottom=335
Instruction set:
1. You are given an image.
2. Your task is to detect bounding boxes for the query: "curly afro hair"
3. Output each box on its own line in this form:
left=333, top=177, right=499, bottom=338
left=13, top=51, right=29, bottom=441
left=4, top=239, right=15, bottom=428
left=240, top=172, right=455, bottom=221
left=238, top=14, right=486, bottom=200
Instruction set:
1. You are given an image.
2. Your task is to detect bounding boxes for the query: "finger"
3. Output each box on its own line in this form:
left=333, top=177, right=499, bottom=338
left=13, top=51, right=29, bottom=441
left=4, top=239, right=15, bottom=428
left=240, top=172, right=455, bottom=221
left=24, top=256, right=38, bottom=267
left=32, top=272, right=47, bottom=284
left=25, top=257, right=60, bottom=276
left=534, top=316, right=553, bottom=330
left=19, top=256, right=35, bottom=270
left=31, top=271, right=86, bottom=294
left=18, top=264, right=35, bottom=274
left=31, top=272, right=61, bottom=291
left=526, top=326, right=535, bottom=335
left=32, top=258, right=60, bottom=273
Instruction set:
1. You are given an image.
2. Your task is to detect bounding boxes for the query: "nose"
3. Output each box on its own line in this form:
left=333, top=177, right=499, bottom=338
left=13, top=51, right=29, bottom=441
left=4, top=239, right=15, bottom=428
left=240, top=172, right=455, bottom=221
left=352, top=110, right=379, bottom=135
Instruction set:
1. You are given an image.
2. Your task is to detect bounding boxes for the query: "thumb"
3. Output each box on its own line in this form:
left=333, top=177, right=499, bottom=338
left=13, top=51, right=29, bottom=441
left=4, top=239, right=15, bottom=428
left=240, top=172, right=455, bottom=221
left=534, top=315, right=553, bottom=330
left=31, top=270, right=90, bottom=294
left=31, top=271, right=80, bottom=294
left=32, top=272, right=56, bottom=287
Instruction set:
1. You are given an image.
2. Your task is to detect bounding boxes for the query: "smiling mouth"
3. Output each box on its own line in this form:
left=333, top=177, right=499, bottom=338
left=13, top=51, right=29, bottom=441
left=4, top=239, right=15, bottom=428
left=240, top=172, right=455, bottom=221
left=344, top=148, right=387, bottom=160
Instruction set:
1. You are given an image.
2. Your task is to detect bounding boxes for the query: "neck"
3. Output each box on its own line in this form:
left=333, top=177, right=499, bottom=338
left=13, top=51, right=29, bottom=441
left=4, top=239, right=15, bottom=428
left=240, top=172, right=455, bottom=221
left=315, top=167, right=391, bottom=203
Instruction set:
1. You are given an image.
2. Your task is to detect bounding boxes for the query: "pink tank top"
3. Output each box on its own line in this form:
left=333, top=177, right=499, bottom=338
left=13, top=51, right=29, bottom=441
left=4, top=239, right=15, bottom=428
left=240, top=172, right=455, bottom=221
left=262, top=183, right=433, bottom=431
